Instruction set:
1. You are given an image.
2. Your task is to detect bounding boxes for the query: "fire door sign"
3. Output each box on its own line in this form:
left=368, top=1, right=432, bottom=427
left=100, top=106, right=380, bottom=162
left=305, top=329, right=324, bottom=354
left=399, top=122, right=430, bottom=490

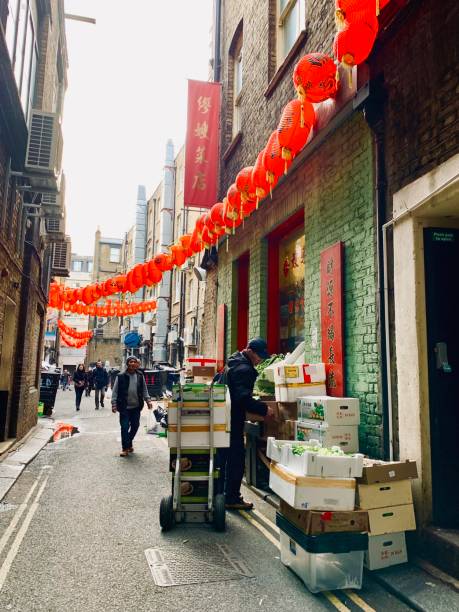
left=184, top=79, right=221, bottom=208
left=320, top=242, right=344, bottom=396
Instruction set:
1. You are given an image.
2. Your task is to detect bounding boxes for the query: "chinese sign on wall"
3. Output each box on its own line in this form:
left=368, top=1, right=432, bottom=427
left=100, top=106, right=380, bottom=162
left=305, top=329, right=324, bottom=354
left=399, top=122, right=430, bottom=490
left=320, top=242, right=344, bottom=396
left=184, top=80, right=221, bottom=208
left=279, top=228, right=305, bottom=354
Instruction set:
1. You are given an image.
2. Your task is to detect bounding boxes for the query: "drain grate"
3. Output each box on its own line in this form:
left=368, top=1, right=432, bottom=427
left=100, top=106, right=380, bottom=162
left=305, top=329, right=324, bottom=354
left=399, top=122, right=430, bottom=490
left=145, top=543, right=253, bottom=587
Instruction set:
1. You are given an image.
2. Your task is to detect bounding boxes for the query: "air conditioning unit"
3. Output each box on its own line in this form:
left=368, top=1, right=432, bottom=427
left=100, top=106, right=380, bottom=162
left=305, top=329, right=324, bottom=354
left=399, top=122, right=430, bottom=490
left=51, top=236, right=71, bottom=277
left=25, top=110, right=63, bottom=193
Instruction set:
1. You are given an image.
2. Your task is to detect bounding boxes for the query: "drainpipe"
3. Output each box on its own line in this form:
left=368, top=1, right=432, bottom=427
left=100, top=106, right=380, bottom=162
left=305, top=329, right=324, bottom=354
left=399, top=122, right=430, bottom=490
left=152, top=140, right=175, bottom=362
left=363, top=77, right=393, bottom=460
left=213, top=0, right=222, bottom=82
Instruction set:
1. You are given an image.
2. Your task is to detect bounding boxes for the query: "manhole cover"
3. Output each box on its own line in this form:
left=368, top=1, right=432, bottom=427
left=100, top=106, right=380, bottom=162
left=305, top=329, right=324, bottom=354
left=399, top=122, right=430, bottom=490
left=145, top=543, right=253, bottom=587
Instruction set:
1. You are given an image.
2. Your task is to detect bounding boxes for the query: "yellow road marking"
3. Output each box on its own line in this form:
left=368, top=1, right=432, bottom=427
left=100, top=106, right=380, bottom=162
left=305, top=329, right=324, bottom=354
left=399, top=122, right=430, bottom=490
left=251, top=508, right=280, bottom=533
left=344, top=590, right=377, bottom=612
left=238, top=509, right=280, bottom=549
left=323, top=591, right=351, bottom=612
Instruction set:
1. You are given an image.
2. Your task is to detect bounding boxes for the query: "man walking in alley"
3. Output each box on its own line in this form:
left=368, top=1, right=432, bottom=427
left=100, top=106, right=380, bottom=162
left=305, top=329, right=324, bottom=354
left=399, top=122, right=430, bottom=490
left=111, top=357, right=153, bottom=457
left=221, top=338, right=274, bottom=510
left=93, top=360, right=109, bottom=409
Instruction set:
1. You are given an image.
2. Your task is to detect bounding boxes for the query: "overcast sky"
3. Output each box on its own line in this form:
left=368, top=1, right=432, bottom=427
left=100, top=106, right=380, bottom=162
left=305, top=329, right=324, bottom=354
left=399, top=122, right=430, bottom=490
left=63, top=0, right=214, bottom=255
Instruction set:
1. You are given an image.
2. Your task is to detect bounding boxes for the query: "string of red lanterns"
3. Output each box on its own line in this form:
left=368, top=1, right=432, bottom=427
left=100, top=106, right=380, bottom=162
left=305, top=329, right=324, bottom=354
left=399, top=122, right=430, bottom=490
left=48, top=0, right=381, bottom=306
left=57, top=319, right=93, bottom=340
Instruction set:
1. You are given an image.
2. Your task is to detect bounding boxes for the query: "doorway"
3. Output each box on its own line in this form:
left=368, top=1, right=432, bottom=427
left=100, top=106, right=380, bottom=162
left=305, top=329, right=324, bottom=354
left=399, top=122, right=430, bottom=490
left=424, top=227, right=459, bottom=528
left=0, top=300, right=17, bottom=441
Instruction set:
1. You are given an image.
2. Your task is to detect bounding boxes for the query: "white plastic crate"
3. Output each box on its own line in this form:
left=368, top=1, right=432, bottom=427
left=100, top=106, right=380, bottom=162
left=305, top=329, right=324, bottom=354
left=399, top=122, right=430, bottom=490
left=279, top=530, right=364, bottom=593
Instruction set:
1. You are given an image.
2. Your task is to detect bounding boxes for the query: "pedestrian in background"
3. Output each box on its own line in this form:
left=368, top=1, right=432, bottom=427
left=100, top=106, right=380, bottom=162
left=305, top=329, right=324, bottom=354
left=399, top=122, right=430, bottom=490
left=93, top=360, right=109, bottom=410
left=60, top=370, right=70, bottom=391
left=85, top=367, right=93, bottom=397
left=73, top=364, right=87, bottom=411
left=111, top=357, right=152, bottom=457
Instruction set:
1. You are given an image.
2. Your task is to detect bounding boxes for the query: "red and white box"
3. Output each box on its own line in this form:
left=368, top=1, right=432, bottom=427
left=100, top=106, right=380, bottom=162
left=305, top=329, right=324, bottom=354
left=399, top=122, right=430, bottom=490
left=274, top=363, right=326, bottom=386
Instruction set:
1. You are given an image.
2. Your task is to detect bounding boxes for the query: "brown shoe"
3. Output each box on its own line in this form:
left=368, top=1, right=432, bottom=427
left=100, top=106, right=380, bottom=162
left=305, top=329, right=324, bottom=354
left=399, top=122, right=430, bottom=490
left=225, top=497, right=254, bottom=510
left=119, top=450, right=129, bottom=457
left=128, top=447, right=134, bottom=453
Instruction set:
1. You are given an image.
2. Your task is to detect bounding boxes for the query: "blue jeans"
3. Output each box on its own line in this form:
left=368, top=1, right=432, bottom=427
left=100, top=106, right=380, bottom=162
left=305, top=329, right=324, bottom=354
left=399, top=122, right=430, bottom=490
left=119, top=408, right=141, bottom=450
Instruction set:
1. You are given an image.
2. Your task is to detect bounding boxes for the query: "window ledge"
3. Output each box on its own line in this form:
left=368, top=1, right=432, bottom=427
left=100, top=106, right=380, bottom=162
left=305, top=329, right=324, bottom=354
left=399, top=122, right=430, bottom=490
left=223, top=131, right=243, bottom=164
left=265, top=29, right=307, bottom=99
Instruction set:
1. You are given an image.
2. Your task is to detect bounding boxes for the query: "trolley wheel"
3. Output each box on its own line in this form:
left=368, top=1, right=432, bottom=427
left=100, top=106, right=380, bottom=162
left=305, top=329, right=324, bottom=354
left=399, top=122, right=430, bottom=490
left=213, top=494, right=226, bottom=532
left=159, top=495, right=175, bottom=531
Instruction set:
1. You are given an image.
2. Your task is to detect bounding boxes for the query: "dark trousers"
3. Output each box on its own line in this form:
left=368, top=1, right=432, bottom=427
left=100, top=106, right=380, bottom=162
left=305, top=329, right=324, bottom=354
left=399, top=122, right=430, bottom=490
left=95, top=387, right=105, bottom=408
left=75, top=386, right=84, bottom=409
left=119, top=408, right=141, bottom=450
left=218, top=420, right=245, bottom=501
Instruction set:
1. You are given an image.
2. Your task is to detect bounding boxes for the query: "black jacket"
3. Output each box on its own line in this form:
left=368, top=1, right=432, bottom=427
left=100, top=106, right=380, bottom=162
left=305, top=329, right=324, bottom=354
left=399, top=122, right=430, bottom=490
left=113, top=372, right=146, bottom=411
left=226, top=351, right=267, bottom=425
left=73, top=370, right=87, bottom=388
left=93, top=366, right=109, bottom=389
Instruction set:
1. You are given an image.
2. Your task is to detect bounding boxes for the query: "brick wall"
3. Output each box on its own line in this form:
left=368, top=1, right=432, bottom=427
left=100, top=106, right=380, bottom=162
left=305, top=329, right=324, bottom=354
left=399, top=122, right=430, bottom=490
left=200, top=267, right=219, bottom=358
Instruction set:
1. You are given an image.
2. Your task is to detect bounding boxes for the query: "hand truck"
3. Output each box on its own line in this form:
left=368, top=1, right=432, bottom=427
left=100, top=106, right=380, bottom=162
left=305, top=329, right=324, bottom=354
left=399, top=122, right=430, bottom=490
left=159, top=380, right=226, bottom=531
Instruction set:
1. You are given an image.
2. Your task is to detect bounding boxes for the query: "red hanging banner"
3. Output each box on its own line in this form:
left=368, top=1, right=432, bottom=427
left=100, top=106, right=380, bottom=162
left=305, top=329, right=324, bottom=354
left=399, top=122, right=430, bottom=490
left=184, top=80, right=221, bottom=208
left=320, top=242, right=345, bottom=396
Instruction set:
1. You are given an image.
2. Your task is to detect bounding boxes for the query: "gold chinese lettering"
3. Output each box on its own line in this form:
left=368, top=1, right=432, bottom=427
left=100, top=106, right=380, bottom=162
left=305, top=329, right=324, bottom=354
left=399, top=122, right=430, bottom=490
left=192, top=172, right=207, bottom=191
left=194, top=121, right=209, bottom=139
left=197, top=96, right=212, bottom=114
left=326, top=257, right=334, bottom=275
left=195, top=145, right=208, bottom=165
left=326, top=279, right=334, bottom=298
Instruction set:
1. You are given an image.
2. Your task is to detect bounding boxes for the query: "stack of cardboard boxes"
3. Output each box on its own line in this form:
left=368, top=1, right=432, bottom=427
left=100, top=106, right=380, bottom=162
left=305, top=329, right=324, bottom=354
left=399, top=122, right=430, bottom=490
left=274, top=363, right=327, bottom=403
left=357, top=459, right=418, bottom=570
left=296, top=396, right=360, bottom=453
left=266, top=438, right=368, bottom=592
left=185, top=357, right=217, bottom=384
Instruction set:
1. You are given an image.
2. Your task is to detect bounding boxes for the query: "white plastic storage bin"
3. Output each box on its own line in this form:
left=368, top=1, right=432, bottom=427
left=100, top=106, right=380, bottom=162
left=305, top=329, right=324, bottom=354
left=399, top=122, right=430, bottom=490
left=277, top=515, right=366, bottom=593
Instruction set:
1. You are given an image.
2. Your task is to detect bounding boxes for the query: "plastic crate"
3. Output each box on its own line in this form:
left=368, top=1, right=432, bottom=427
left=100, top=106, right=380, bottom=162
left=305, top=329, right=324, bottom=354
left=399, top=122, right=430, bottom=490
left=277, top=513, right=366, bottom=593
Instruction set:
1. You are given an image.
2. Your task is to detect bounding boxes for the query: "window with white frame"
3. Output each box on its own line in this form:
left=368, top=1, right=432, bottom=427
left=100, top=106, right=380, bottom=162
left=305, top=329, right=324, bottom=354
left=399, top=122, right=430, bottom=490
left=277, top=0, right=305, bottom=66
left=232, top=38, right=243, bottom=138
left=174, top=269, right=181, bottom=304
left=72, top=260, right=82, bottom=272
left=187, top=278, right=195, bottom=312
left=109, top=247, right=120, bottom=263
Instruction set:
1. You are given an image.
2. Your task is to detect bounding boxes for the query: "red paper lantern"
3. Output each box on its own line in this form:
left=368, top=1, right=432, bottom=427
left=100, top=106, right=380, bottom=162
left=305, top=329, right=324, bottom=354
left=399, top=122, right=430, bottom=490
left=277, top=99, right=315, bottom=169
left=335, top=0, right=379, bottom=30
left=252, top=151, right=271, bottom=204
left=82, top=286, right=93, bottom=305
left=333, top=21, right=377, bottom=69
left=196, top=213, right=207, bottom=237
left=293, top=53, right=338, bottom=104
left=226, top=183, right=242, bottom=213
left=210, top=202, right=226, bottom=232
left=263, top=131, right=287, bottom=190
left=147, top=260, right=162, bottom=283
left=170, top=244, right=187, bottom=267
left=190, top=227, right=203, bottom=253
left=235, top=167, right=257, bottom=203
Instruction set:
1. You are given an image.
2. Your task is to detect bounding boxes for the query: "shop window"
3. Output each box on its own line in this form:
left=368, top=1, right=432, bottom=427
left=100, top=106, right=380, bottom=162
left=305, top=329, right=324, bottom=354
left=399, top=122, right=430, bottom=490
left=237, top=252, right=249, bottom=351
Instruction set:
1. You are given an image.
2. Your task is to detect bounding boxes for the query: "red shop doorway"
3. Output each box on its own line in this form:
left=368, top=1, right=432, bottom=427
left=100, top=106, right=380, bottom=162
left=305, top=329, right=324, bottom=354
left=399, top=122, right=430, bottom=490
left=267, top=209, right=305, bottom=355
left=237, top=251, right=250, bottom=350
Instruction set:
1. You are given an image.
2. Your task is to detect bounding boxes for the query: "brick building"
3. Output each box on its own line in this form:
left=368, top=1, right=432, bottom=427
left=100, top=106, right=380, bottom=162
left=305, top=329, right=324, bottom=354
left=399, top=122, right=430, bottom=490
left=202, top=0, right=459, bottom=562
left=0, top=0, right=70, bottom=443
left=86, top=230, right=123, bottom=369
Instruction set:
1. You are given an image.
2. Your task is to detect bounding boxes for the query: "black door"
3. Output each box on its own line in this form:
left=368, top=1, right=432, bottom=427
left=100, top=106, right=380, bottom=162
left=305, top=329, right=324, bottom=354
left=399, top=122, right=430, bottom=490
left=424, top=228, right=459, bottom=527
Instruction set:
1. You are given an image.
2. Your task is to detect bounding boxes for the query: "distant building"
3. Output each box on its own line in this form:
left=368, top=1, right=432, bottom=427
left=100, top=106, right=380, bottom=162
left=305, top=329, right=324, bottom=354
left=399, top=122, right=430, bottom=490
left=86, top=230, right=123, bottom=369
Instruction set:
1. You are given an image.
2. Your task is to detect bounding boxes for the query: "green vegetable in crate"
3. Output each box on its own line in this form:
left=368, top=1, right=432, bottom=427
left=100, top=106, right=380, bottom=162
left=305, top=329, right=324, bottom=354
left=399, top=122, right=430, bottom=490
left=253, top=354, right=284, bottom=397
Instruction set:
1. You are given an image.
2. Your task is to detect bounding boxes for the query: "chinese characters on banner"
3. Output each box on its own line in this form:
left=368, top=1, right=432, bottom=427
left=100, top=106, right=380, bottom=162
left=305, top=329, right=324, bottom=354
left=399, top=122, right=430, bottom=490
left=184, top=80, right=221, bottom=208
left=320, top=242, right=344, bottom=396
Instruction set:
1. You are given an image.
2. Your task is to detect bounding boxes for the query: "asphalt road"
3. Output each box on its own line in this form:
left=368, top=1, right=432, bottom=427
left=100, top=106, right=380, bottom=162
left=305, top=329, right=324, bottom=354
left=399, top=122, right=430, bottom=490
left=0, top=389, right=414, bottom=612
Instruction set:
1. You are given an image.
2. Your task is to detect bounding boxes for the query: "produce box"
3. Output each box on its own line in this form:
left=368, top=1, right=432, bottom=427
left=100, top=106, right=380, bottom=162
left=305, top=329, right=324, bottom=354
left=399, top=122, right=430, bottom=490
left=359, top=459, right=418, bottom=484
left=167, top=425, right=230, bottom=448
left=192, top=365, right=217, bottom=379
left=274, top=363, right=326, bottom=386
left=169, top=449, right=216, bottom=473
left=365, top=532, right=408, bottom=570
left=357, top=479, right=413, bottom=510
left=277, top=513, right=367, bottom=593
left=278, top=401, right=298, bottom=421
left=266, top=437, right=363, bottom=478
left=269, top=462, right=356, bottom=511
left=296, top=420, right=359, bottom=453
left=168, top=404, right=229, bottom=427
left=276, top=384, right=327, bottom=403
left=171, top=383, right=226, bottom=403
left=279, top=500, right=369, bottom=535
left=298, top=396, right=360, bottom=426
left=366, top=503, right=416, bottom=535
left=172, top=476, right=218, bottom=504
left=186, top=357, right=217, bottom=369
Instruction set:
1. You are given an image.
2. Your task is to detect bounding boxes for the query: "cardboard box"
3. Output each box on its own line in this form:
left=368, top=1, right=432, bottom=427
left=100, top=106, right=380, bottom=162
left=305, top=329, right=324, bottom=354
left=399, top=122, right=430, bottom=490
left=167, top=424, right=230, bottom=448
left=366, top=503, right=416, bottom=535
left=169, top=449, right=215, bottom=473
left=172, top=383, right=226, bottom=403
left=278, top=401, right=298, bottom=421
left=269, top=462, right=356, bottom=511
left=365, top=532, right=408, bottom=570
left=192, top=365, right=217, bottom=379
left=357, top=479, right=413, bottom=510
left=298, top=396, right=360, bottom=426
left=279, top=500, right=369, bottom=535
left=276, top=384, right=327, bottom=403
left=359, top=459, right=418, bottom=484
left=274, top=363, right=326, bottom=385
left=296, top=420, right=359, bottom=453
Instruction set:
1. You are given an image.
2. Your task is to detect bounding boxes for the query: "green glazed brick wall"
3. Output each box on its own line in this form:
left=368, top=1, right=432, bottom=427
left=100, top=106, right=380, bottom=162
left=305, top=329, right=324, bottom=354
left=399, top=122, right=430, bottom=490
left=218, top=113, right=381, bottom=457
left=302, top=114, right=381, bottom=458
